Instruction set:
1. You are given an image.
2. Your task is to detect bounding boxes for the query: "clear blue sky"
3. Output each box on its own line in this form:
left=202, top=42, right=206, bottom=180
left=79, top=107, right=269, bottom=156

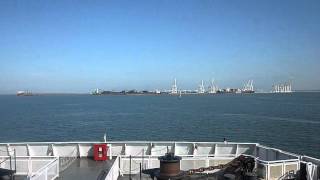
left=0, top=0, right=319, bottom=93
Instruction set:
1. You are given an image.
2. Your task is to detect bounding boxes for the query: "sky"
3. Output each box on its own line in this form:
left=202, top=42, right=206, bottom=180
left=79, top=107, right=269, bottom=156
left=0, top=0, right=319, bottom=93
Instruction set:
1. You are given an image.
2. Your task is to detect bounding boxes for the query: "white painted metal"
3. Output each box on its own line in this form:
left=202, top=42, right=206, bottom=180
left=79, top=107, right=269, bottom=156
left=28, top=157, right=59, bottom=180
left=0, top=141, right=304, bottom=160
left=0, top=141, right=319, bottom=180
left=171, top=78, right=178, bottom=94
left=104, top=156, right=120, bottom=180
left=198, top=80, right=205, bottom=93
left=0, top=156, right=58, bottom=179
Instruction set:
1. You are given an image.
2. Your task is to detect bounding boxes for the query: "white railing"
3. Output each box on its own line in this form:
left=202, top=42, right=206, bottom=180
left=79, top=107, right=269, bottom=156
left=58, top=147, right=77, bottom=172
left=301, top=156, right=319, bottom=180
left=0, top=141, right=319, bottom=180
left=0, top=141, right=259, bottom=157
left=0, top=141, right=313, bottom=161
left=302, top=156, right=320, bottom=164
left=28, top=157, right=59, bottom=180
left=119, top=154, right=302, bottom=180
left=104, top=156, right=120, bottom=180
left=241, top=153, right=300, bottom=179
left=119, top=155, right=235, bottom=174
left=0, top=157, right=13, bottom=171
left=0, top=156, right=57, bottom=175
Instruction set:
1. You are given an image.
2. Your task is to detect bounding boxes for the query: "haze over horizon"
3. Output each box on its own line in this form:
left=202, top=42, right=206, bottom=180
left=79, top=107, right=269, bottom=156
left=1, top=0, right=320, bottom=94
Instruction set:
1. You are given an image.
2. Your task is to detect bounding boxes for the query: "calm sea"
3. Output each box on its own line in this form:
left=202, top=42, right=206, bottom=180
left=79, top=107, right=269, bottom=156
left=0, top=93, right=319, bottom=158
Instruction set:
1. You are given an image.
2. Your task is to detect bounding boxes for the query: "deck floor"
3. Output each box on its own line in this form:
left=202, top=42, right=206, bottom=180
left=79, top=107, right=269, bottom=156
left=118, top=173, right=221, bottom=180
left=9, top=158, right=114, bottom=180
left=57, top=158, right=114, bottom=180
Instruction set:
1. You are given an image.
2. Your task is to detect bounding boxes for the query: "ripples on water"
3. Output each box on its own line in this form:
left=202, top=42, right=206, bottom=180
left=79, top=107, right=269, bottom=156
left=0, top=93, right=319, bottom=158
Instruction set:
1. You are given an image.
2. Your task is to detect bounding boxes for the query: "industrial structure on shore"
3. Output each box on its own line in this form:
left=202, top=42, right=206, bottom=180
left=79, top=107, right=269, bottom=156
left=198, top=80, right=205, bottom=94
left=208, top=79, right=218, bottom=94
left=91, top=78, right=257, bottom=95
left=171, top=78, right=178, bottom=94
left=17, top=79, right=297, bottom=96
left=242, top=80, right=254, bottom=93
left=90, top=79, right=297, bottom=95
left=170, top=78, right=254, bottom=94
left=272, top=82, right=293, bottom=93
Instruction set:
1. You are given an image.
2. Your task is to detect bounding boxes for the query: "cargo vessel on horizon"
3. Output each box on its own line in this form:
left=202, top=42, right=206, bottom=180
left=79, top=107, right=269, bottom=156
left=16, top=90, right=33, bottom=96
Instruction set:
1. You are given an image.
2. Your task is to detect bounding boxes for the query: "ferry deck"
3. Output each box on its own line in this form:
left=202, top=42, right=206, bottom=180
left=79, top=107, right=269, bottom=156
left=0, top=141, right=319, bottom=180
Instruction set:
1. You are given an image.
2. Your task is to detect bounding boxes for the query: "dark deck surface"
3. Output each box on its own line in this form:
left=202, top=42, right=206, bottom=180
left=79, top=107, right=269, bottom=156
left=2, top=158, right=114, bottom=180
left=57, top=158, right=114, bottom=180
left=118, top=173, right=221, bottom=180
left=4, top=158, right=114, bottom=180
left=0, top=168, right=15, bottom=176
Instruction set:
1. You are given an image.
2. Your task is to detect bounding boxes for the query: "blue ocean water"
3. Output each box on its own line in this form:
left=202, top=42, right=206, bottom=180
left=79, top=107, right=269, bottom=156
left=0, top=93, right=319, bottom=158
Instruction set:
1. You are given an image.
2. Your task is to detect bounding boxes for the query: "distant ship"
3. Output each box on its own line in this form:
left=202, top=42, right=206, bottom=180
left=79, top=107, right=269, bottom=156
left=214, top=80, right=255, bottom=94
left=17, top=90, right=33, bottom=96
left=91, top=88, right=102, bottom=95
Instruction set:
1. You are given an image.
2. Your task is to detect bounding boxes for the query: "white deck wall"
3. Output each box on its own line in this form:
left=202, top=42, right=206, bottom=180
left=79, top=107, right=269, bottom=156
left=1, top=141, right=259, bottom=158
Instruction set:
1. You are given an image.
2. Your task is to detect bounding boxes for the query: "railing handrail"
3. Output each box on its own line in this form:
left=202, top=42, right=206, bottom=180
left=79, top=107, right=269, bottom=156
left=120, top=153, right=301, bottom=165
left=0, top=141, right=259, bottom=145
left=257, top=158, right=299, bottom=164
left=256, top=145, right=301, bottom=158
left=0, top=155, right=59, bottom=158
left=301, top=155, right=320, bottom=162
left=0, top=156, right=10, bottom=165
left=29, top=157, right=58, bottom=178
left=0, top=149, right=16, bottom=172
left=105, top=156, right=120, bottom=180
left=119, top=154, right=237, bottom=158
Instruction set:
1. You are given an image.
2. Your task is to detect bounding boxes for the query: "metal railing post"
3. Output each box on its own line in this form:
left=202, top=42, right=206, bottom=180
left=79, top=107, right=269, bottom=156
left=29, top=157, right=33, bottom=176
left=14, top=149, right=16, bottom=172
left=45, top=167, right=48, bottom=180
left=129, top=155, right=132, bottom=180
left=142, top=149, right=144, bottom=170
left=57, top=157, right=59, bottom=177
left=139, top=163, right=142, bottom=180
left=9, top=155, right=12, bottom=171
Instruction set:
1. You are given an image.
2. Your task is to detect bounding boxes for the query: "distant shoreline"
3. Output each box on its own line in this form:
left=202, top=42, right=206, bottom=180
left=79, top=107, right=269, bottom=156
left=1, top=90, right=320, bottom=96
